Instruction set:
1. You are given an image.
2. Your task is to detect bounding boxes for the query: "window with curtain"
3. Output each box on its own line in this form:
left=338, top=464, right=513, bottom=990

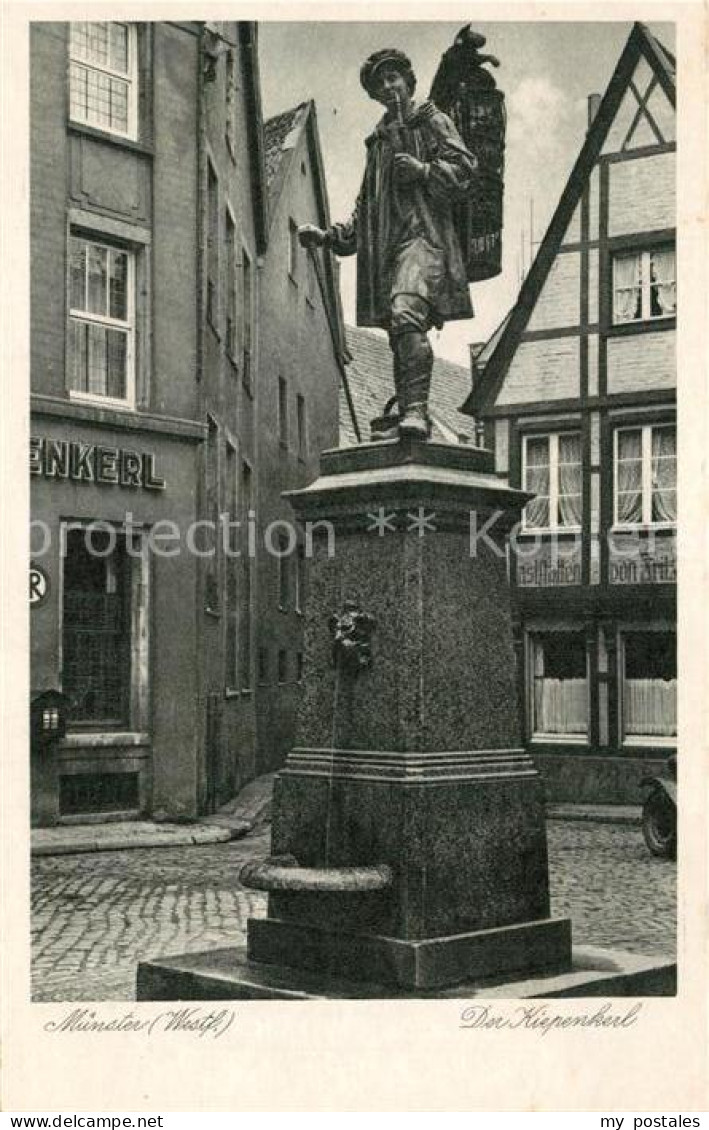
left=68, top=235, right=134, bottom=405
left=614, top=424, right=676, bottom=526
left=621, top=631, right=676, bottom=740
left=612, top=246, right=676, bottom=324
left=530, top=633, right=588, bottom=738
left=523, top=433, right=582, bottom=530
left=69, top=22, right=138, bottom=139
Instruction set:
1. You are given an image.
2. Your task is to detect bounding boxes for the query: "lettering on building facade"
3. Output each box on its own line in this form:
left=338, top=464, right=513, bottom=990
left=29, top=437, right=166, bottom=490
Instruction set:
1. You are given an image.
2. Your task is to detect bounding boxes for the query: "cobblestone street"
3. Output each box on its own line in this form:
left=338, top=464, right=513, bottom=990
left=31, top=821, right=676, bottom=1001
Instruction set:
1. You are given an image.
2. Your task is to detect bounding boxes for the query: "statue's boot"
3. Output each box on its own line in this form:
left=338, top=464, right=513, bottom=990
left=370, top=355, right=402, bottom=442
left=396, top=331, right=432, bottom=439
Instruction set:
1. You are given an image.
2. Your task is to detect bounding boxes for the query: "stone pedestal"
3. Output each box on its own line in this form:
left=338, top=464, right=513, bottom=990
left=246, top=438, right=571, bottom=989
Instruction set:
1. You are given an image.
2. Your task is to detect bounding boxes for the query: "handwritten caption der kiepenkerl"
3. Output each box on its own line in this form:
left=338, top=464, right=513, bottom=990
left=460, top=1001, right=643, bottom=1036
left=44, top=1007, right=235, bottom=1039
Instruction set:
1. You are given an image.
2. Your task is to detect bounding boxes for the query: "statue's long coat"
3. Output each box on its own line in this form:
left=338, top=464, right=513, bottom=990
left=328, top=100, right=477, bottom=329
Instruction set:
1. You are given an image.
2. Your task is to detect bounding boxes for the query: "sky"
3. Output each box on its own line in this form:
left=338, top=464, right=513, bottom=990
left=258, top=18, right=674, bottom=366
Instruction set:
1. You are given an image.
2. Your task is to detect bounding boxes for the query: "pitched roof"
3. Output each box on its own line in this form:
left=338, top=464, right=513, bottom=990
left=461, top=21, right=676, bottom=417
left=339, top=325, right=477, bottom=446
left=263, top=101, right=309, bottom=206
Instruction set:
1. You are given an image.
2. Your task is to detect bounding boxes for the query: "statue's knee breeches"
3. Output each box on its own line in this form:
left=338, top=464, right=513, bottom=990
left=388, top=293, right=431, bottom=337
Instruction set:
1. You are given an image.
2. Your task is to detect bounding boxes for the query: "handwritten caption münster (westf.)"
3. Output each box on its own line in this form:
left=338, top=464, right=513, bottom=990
left=460, top=1001, right=643, bottom=1035
left=44, top=1007, right=234, bottom=1038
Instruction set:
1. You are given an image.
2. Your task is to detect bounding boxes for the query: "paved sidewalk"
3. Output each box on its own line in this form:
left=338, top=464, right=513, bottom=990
left=31, top=772, right=276, bottom=856
left=31, top=820, right=235, bottom=857
left=547, top=804, right=641, bottom=825
left=202, top=772, right=275, bottom=833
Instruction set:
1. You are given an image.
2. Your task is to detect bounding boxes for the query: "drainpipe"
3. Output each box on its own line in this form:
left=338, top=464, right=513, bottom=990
left=195, top=24, right=207, bottom=812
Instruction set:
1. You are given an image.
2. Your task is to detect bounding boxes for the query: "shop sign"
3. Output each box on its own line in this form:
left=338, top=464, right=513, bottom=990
left=29, top=437, right=165, bottom=490
left=516, top=539, right=582, bottom=588
left=609, top=532, right=676, bottom=585
left=30, top=563, right=49, bottom=606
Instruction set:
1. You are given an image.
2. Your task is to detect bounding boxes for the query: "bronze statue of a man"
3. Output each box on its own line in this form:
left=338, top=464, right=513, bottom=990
left=299, top=48, right=477, bottom=439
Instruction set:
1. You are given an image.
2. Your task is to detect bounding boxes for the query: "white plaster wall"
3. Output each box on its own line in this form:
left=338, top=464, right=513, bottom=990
left=494, top=418, right=509, bottom=474
left=608, top=151, right=675, bottom=236
left=588, top=334, right=599, bottom=398
left=588, top=248, right=599, bottom=324
left=498, top=338, right=580, bottom=405
left=563, top=202, right=581, bottom=244
left=589, top=167, right=600, bottom=240
left=607, top=330, right=675, bottom=394
left=527, top=252, right=581, bottom=332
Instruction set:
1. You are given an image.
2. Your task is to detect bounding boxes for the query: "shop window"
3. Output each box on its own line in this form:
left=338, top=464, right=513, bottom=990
left=69, top=22, right=138, bottom=140
left=614, top=423, right=676, bottom=527
left=530, top=632, right=588, bottom=738
left=62, top=528, right=131, bottom=726
left=621, top=630, right=676, bottom=741
left=612, top=246, right=676, bottom=324
left=68, top=235, right=135, bottom=406
left=522, top=432, right=582, bottom=531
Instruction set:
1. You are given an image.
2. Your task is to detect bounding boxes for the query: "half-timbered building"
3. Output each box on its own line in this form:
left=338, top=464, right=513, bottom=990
left=463, top=23, right=676, bottom=801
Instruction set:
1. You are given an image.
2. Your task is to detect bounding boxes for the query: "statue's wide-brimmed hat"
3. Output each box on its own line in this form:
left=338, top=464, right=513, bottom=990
left=360, top=48, right=416, bottom=95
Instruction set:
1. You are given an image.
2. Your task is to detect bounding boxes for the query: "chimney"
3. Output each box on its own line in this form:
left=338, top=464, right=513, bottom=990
left=587, top=93, right=602, bottom=130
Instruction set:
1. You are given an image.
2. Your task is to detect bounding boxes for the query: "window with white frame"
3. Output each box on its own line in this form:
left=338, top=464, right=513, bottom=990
left=522, top=432, right=582, bottom=530
left=69, top=22, right=138, bottom=140
left=529, top=632, right=588, bottom=738
left=68, top=235, right=135, bottom=405
left=612, top=246, right=676, bottom=324
left=614, top=423, right=676, bottom=527
left=620, top=630, right=676, bottom=741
